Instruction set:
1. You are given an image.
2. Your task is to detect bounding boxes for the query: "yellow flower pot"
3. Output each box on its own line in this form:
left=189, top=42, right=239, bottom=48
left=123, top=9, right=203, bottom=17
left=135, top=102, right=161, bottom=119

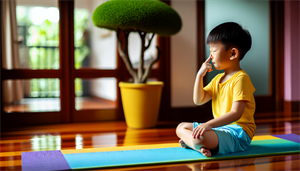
left=119, top=81, right=164, bottom=129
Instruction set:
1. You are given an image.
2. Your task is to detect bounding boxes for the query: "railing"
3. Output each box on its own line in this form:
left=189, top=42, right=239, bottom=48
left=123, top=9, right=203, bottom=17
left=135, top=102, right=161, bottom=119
left=18, top=25, right=85, bottom=98
left=19, top=45, right=60, bottom=98
left=20, top=45, right=86, bottom=98
left=24, top=45, right=60, bottom=69
left=29, top=78, right=60, bottom=98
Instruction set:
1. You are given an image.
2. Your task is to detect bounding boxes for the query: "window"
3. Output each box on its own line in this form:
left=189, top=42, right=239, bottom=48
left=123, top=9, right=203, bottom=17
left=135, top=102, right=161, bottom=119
left=1, top=0, right=170, bottom=125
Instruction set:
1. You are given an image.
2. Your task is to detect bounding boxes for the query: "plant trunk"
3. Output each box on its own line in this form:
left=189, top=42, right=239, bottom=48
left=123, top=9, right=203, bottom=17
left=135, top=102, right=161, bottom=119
left=117, top=28, right=161, bottom=83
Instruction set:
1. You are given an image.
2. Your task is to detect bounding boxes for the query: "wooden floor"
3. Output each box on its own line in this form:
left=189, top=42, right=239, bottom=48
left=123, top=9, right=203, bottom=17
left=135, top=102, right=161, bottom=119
left=0, top=112, right=299, bottom=171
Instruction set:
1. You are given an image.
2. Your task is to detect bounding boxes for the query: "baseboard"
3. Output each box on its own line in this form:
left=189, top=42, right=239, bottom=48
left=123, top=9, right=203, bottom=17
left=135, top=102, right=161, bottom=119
left=284, top=101, right=300, bottom=117
left=164, top=103, right=213, bottom=122
left=165, top=97, right=279, bottom=122
left=255, top=96, right=275, bottom=113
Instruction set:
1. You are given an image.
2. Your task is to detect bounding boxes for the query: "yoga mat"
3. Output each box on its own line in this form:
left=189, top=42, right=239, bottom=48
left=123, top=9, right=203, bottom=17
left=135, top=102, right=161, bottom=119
left=22, top=134, right=300, bottom=171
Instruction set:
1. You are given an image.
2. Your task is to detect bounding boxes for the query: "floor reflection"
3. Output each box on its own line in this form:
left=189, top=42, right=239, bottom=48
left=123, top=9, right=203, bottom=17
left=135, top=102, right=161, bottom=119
left=31, top=134, right=61, bottom=151
left=92, top=133, right=117, bottom=148
left=123, top=127, right=160, bottom=146
left=186, top=158, right=255, bottom=171
left=255, top=117, right=300, bottom=136
left=279, top=120, right=300, bottom=135
left=75, top=134, right=83, bottom=149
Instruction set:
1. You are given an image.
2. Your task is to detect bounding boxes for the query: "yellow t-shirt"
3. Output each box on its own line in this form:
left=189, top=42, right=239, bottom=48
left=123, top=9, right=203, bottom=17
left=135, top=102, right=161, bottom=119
left=204, top=70, right=256, bottom=139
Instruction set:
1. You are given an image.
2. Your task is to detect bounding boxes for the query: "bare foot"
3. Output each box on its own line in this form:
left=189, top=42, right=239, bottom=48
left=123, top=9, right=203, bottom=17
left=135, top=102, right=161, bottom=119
left=200, top=147, right=211, bottom=157
left=179, top=140, right=211, bottom=157
left=179, top=139, right=189, bottom=148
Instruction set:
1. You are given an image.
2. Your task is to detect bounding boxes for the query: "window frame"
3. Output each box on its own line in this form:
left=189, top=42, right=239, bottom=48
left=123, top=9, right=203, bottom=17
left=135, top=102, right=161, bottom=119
left=0, top=0, right=171, bottom=126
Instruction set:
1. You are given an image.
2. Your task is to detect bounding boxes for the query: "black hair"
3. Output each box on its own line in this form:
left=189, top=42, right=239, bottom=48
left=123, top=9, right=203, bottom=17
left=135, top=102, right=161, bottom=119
left=206, top=22, right=252, bottom=61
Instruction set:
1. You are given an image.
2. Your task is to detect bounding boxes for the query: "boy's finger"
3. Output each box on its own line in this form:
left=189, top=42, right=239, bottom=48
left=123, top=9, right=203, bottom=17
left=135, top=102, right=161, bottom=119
left=200, top=129, right=204, bottom=136
left=195, top=131, right=199, bottom=139
left=206, top=65, right=213, bottom=72
left=194, top=129, right=199, bottom=139
left=205, top=55, right=212, bottom=63
left=197, top=127, right=203, bottom=138
left=192, top=127, right=197, bottom=134
left=192, top=129, right=196, bottom=137
left=194, top=129, right=200, bottom=139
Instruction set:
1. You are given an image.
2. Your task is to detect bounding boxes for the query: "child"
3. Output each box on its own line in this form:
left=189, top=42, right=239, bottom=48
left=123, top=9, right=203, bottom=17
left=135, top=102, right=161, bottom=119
left=176, top=22, right=256, bottom=157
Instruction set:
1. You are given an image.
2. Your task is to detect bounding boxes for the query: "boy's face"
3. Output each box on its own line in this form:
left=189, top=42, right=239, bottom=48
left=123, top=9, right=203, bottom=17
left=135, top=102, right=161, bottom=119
left=209, top=41, right=232, bottom=70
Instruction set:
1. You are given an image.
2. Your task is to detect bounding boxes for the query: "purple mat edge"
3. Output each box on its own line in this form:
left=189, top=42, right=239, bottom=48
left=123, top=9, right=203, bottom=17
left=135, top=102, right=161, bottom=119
left=272, top=134, right=300, bottom=143
left=22, top=150, right=71, bottom=171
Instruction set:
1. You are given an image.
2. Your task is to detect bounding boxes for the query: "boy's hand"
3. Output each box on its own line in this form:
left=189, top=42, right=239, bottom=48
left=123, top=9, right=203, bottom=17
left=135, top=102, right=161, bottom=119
left=192, top=123, right=212, bottom=139
left=198, top=55, right=213, bottom=77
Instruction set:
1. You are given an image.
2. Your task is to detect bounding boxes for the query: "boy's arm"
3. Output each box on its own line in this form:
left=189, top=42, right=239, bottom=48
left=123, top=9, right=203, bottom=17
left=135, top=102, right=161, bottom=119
left=192, top=100, right=246, bottom=138
left=193, top=56, right=213, bottom=105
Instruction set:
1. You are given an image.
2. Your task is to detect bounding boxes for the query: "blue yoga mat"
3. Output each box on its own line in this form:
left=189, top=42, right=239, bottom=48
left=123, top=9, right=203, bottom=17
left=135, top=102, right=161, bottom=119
left=22, top=134, right=300, bottom=171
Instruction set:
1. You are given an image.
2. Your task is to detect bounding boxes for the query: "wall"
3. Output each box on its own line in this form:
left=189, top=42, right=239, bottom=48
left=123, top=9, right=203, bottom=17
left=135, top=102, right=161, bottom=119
left=77, top=0, right=117, bottom=101
left=16, top=0, right=56, bottom=7
left=284, top=0, right=300, bottom=102
left=171, top=0, right=197, bottom=107
left=205, top=0, right=270, bottom=96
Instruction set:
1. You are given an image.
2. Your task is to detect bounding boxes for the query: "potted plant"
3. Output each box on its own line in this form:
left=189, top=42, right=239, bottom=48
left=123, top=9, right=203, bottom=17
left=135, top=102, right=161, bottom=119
left=92, top=0, right=182, bottom=128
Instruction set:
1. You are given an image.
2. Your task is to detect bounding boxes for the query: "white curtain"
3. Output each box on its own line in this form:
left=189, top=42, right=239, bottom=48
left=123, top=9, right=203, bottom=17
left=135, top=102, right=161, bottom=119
left=2, top=0, right=23, bottom=104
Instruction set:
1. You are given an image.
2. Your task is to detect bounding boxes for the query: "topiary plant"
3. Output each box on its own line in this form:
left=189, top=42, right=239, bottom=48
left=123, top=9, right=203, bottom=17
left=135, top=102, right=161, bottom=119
left=92, top=0, right=182, bottom=83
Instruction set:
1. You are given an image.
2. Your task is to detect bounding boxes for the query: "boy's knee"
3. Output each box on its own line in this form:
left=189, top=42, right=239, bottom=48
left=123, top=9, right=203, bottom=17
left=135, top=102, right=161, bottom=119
left=192, top=131, right=218, bottom=150
left=176, top=122, right=185, bottom=129
left=176, top=122, right=188, bottom=136
left=175, top=122, right=184, bottom=135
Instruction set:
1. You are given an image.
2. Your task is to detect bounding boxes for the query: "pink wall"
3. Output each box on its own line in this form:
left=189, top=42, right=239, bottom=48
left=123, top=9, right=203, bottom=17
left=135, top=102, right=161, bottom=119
left=284, top=0, right=300, bottom=101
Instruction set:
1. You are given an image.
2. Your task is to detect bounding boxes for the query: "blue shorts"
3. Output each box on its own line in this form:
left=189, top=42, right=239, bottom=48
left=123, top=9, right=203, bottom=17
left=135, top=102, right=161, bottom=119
left=193, top=122, right=251, bottom=155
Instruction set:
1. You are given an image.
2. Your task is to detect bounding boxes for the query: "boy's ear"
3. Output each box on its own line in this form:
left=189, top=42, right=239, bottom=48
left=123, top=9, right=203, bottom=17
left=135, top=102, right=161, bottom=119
left=230, top=48, right=239, bottom=60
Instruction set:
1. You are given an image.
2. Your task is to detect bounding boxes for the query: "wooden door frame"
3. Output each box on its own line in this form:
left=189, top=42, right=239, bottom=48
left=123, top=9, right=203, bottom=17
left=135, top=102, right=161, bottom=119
left=0, top=0, right=3, bottom=118
left=0, top=0, right=73, bottom=126
left=270, top=0, right=284, bottom=113
left=59, top=0, right=74, bottom=123
left=0, top=0, right=173, bottom=126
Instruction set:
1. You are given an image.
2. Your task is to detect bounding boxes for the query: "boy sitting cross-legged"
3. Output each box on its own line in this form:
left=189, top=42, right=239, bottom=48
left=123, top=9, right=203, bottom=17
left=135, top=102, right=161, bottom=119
left=176, top=22, right=256, bottom=157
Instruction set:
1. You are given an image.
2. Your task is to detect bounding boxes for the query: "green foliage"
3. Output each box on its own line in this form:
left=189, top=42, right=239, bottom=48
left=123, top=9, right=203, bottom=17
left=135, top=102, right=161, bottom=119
left=74, top=9, right=90, bottom=69
left=30, top=78, right=59, bottom=97
left=92, top=0, right=182, bottom=36
left=17, top=6, right=60, bottom=69
left=16, top=6, right=90, bottom=97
